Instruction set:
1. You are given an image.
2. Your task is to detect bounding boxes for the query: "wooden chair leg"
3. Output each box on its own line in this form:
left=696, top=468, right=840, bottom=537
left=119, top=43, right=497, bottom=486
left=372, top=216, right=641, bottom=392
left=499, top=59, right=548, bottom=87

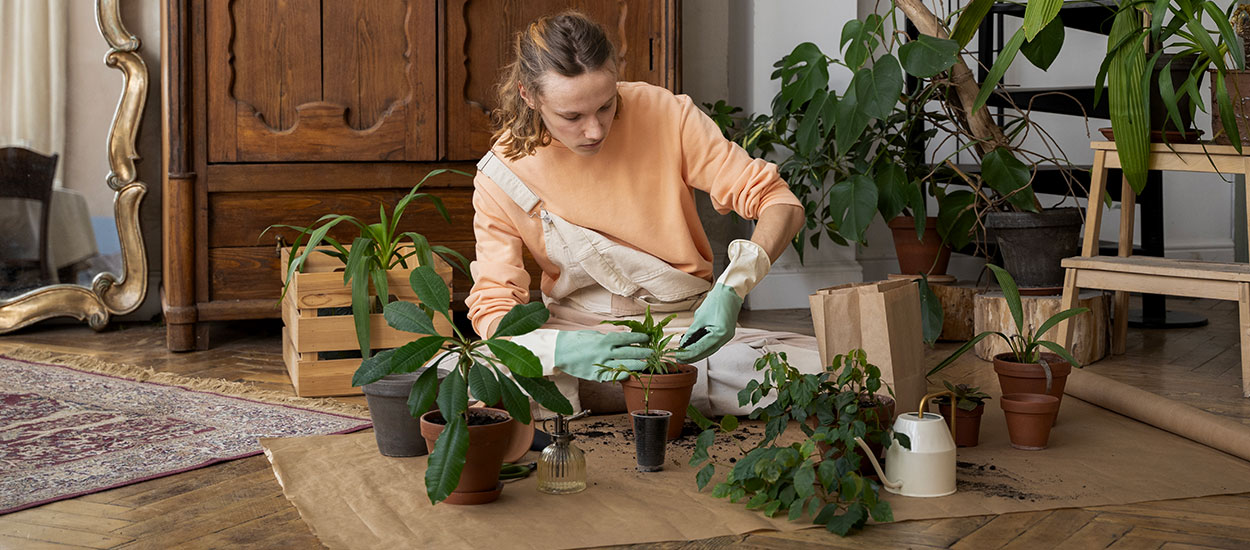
left=1240, top=283, right=1250, bottom=398
left=1080, top=150, right=1110, bottom=258
left=1112, top=176, right=1135, bottom=355
left=1058, top=269, right=1080, bottom=351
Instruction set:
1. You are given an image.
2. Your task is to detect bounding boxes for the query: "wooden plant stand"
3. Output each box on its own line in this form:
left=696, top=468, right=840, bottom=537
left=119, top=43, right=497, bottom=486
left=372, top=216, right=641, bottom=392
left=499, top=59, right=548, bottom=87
left=279, top=248, right=453, bottom=397
left=1057, top=141, right=1250, bottom=396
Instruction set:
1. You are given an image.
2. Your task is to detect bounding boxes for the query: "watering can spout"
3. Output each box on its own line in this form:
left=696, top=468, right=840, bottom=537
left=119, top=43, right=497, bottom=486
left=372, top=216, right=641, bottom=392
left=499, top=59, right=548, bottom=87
left=853, top=437, right=902, bottom=490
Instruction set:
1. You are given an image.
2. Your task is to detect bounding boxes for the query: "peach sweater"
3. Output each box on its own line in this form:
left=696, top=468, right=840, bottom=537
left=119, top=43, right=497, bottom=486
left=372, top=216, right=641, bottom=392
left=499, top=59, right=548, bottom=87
left=465, top=82, right=800, bottom=336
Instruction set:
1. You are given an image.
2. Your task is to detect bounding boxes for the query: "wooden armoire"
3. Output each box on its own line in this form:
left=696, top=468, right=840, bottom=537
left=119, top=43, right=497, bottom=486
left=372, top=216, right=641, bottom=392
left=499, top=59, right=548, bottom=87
left=161, top=1, right=681, bottom=350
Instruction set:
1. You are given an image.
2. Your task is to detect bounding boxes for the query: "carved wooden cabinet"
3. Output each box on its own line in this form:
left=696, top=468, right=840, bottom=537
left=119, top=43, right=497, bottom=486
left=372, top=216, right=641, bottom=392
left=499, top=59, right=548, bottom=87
left=162, top=0, right=680, bottom=350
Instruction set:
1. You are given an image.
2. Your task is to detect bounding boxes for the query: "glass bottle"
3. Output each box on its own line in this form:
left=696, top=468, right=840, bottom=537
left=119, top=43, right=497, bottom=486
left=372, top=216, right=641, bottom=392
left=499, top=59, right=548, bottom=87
left=537, top=410, right=588, bottom=494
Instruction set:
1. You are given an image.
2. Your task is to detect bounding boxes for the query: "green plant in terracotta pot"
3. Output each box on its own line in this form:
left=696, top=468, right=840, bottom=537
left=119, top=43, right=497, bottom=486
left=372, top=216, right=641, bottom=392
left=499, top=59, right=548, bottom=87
left=351, top=265, right=573, bottom=505
left=596, top=306, right=697, bottom=442
left=688, top=349, right=906, bottom=536
left=933, top=381, right=991, bottom=448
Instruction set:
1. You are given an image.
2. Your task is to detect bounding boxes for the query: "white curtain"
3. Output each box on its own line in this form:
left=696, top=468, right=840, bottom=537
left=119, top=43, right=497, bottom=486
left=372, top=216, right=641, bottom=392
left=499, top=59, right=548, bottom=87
left=0, top=0, right=67, bottom=186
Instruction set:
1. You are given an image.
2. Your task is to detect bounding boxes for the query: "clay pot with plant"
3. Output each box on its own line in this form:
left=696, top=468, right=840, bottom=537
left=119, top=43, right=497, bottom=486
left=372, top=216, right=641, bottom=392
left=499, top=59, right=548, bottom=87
left=933, top=381, right=990, bottom=448
left=351, top=265, right=572, bottom=505
left=929, top=264, right=1088, bottom=449
left=597, top=307, right=697, bottom=442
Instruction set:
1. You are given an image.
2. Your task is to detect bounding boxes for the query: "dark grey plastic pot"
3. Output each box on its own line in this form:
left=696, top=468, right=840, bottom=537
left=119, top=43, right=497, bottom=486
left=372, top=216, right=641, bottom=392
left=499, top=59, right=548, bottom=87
left=985, top=207, right=1083, bottom=289
left=362, top=372, right=427, bottom=457
left=632, top=410, right=671, bottom=472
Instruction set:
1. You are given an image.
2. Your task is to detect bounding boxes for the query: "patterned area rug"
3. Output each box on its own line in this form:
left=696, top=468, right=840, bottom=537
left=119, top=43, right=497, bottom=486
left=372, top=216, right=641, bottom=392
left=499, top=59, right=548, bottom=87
left=0, top=349, right=371, bottom=514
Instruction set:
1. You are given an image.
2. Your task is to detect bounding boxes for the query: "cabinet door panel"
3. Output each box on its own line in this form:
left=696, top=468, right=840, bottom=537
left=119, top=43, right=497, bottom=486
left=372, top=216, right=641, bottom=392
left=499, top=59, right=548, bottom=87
left=444, top=0, right=679, bottom=161
left=206, top=0, right=437, bottom=162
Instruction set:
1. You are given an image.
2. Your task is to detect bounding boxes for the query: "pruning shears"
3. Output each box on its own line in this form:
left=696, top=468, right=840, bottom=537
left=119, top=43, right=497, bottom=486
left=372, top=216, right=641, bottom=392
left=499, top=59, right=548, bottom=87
left=500, top=461, right=536, bottom=481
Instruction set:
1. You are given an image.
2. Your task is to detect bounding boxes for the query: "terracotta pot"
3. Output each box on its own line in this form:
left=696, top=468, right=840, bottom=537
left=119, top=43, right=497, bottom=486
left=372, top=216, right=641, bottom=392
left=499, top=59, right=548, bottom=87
left=620, top=363, right=697, bottom=440
left=632, top=410, right=671, bottom=472
left=419, top=407, right=514, bottom=505
left=810, top=395, right=895, bottom=478
left=1000, top=393, right=1060, bottom=450
left=993, top=352, right=1070, bottom=425
left=937, top=402, right=985, bottom=448
left=888, top=216, right=952, bottom=277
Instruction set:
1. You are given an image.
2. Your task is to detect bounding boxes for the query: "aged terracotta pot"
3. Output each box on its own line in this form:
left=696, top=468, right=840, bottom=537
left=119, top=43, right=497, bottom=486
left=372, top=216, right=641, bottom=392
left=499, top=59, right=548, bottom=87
left=620, top=363, right=697, bottom=440
left=993, top=352, right=1071, bottom=425
left=419, top=407, right=514, bottom=505
left=888, top=216, right=952, bottom=277
left=1000, top=393, right=1060, bottom=450
left=937, top=402, right=985, bottom=448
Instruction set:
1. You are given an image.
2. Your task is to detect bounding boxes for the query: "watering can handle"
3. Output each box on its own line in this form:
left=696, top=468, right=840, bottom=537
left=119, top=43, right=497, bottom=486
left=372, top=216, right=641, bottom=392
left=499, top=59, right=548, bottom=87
left=853, top=437, right=902, bottom=490
left=919, top=391, right=956, bottom=444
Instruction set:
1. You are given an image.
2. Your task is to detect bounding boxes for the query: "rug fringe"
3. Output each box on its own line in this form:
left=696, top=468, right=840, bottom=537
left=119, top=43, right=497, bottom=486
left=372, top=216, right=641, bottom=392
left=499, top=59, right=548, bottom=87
left=2, top=347, right=370, bottom=419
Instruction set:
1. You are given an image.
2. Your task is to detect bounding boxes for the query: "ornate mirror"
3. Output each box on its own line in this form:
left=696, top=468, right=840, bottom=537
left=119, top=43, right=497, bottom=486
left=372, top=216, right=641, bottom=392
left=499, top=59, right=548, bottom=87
left=0, top=0, right=148, bottom=332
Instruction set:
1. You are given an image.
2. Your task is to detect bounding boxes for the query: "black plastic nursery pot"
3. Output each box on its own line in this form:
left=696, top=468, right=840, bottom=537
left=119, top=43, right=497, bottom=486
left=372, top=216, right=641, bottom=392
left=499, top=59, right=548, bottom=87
left=361, top=372, right=427, bottom=457
left=632, top=410, right=671, bottom=472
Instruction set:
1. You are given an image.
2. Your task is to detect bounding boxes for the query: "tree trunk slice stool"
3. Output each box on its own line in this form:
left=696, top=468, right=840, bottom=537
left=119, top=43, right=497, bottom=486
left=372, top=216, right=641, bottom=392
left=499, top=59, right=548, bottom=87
left=975, top=290, right=1109, bottom=365
left=1057, top=141, right=1250, bottom=396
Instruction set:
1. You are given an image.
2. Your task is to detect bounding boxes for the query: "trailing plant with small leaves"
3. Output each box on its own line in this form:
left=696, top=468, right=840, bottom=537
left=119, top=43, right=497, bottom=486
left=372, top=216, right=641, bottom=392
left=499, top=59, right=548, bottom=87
left=936, top=381, right=991, bottom=411
left=263, top=169, right=473, bottom=359
left=689, top=350, right=907, bottom=536
left=350, top=265, right=573, bottom=505
left=928, top=264, right=1089, bottom=391
left=596, top=306, right=685, bottom=412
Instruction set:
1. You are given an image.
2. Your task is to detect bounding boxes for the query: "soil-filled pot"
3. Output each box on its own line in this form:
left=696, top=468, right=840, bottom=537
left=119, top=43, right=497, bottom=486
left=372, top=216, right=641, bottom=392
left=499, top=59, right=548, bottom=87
left=1000, top=393, right=1061, bottom=450
left=1212, top=69, right=1250, bottom=146
left=993, top=352, right=1071, bottom=426
left=620, top=364, right=697, bottom=440
left=937, top=402, right=985, bottom=448
left=419, top=408, right=514, bottom=505
left=631, top=410, right=671, bottom=472
left=984, top=208, right=1083, bottom=290
left=888, top=216, right=952, bottom=277
left=362, top=372, right=428, bottom=457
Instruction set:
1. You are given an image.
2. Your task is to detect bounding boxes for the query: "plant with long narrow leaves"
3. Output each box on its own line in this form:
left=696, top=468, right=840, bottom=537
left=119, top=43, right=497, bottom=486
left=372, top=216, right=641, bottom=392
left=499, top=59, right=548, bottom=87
left=350, top=265, right=573, bottom=505
left=263, top=169, right=473, bottom=359
left=689, top=350, right=907, bottom=536
left=927, top=264, right=1089, bottom=388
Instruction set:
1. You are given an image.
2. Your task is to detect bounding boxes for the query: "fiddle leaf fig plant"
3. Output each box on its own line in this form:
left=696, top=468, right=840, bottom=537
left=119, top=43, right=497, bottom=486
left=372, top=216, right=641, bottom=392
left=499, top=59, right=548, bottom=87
left=351, top=264, right=573, bottom=505
left=264, top=169, right=473, bottom=359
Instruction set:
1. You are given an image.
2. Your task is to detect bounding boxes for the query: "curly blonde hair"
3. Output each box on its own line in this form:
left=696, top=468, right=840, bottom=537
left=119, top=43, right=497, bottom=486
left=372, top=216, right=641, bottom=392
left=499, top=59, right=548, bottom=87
left=492, top=11, right=618, bottom=160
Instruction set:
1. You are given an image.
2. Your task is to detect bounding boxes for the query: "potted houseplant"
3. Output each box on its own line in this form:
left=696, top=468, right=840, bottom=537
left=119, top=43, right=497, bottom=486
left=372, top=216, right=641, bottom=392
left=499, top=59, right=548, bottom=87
left=598, top=307, right=697, bottom=441
left=598, top=363, right=673, bottom=472
left=933, top=381, right=990, bottom=448
left=688, top=349, right=906, bottom=536
left=351, top=264, right=573, bottom=505
left=929, top=264, right=1088, bottom=448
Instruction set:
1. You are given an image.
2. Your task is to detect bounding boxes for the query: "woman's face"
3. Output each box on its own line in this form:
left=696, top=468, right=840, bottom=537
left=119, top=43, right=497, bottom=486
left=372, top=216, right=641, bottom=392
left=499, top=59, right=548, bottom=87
left=524, top=68, right=617, bottom=156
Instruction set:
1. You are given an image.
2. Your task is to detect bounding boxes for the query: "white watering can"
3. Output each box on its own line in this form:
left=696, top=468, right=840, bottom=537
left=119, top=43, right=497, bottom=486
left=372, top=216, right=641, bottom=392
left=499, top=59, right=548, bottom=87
left=854, top=391, right=956, bottom=498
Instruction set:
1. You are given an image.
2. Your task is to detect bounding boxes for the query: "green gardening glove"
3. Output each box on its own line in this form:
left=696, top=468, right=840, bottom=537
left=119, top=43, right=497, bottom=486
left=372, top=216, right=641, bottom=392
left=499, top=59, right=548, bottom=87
left=676, top=239, right=772, bottom=363
left=554, top=330, right=651, bottom=382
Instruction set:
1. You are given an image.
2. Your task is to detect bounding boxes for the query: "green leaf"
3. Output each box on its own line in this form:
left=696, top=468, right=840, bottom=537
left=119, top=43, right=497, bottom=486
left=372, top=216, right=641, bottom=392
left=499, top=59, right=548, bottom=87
left=1037, top=340, right=1084, bottom=369
left=795, top=90, right=829, bottom=158
left=840, top=17, right=881, bottom=69
left=1022, top=0, right=1062, bottom=42
left=918, top=275, right=944, bottom=346
left=974, top=28, right=1026, bottom=113
left=692, top=429, right=716, bottom=466
left=467, top=362, right=501, bottom=407
left=875, top=164, right=908, bottom=221
left=687, top=404, right=713, bottom=431
left=899, top=35, right=959, bottom=78
left=936, top=190, right=977, bottom=250
left=981, top=148, right=1037, bottom=212
left=834, top=73, right=872, bottom=154
left=828, top=175, right=878, bottom=244
left=349, top=249, right=373, bottom=359
left=824, top=503, right=866, bottom=535
left=491, top=301, right=551, bottom=338
left=794, top=460, right=816, bottom=498
left=436, top=368, right=468, bottom=418
left=1020, top=16, right=1065, bottom=71
left=494, top=366, right=532, bottom=425
left=1107, top=6, right=1150, bottom=194
left=1034, top=307, right=1090, bottom=344
left=720, top=415, right=739, bottom=432
left=1215, top=71, right=1243, bottom=151
left=425, top=415, right=469, bottom=504
left=987, top=264, right=1024, bottom=334
left=408, top=265, right=450, bottom=315
left=351, top=348, right=397, bottom=387
left=407, top=365, right=440, bottom=417
left=486, top=339, right=543, bottom=378
left=384, top=301, right=440, bottom=335
left=514, top=374, right=574, bottom=415
left=951, top=0, right=994, bottom=48
left=391, top=336, right=448, bottom=374
left=696, top=463, right=715, bottom=491
left=854, top=55, right=903, bottom=120
left=869, top=499, right=894, bottom=522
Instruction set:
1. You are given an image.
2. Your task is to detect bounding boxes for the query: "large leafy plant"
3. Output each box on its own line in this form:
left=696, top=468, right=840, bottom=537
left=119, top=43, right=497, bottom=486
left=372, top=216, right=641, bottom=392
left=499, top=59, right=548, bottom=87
left=350, top=265, right=573, bottom=505
left=265, top=169, right=472, bottom=359
left=688, top=349, right=906, bottom=536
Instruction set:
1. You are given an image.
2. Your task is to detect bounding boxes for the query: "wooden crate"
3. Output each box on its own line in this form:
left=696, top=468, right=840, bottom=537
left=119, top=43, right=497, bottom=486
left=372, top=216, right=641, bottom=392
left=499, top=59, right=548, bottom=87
left=279, top=247, right=453, bottom=397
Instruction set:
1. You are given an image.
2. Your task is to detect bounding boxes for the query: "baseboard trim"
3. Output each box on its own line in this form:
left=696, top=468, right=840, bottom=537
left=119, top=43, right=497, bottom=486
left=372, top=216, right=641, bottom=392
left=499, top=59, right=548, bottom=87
left=745, top=264, right=863, bottom=310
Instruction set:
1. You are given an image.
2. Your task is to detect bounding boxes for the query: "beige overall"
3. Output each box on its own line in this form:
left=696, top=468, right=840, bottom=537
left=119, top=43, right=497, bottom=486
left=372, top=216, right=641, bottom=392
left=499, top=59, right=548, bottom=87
left=477, top=152, right=823, bottom=416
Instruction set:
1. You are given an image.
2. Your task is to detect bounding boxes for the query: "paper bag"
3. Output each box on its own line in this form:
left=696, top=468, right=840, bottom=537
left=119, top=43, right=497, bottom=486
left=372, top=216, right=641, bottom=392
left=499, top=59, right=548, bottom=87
left=809, top=279, right=927, bottom=416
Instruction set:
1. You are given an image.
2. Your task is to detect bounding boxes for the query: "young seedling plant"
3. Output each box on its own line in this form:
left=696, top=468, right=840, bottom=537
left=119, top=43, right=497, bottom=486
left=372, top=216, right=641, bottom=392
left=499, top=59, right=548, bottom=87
left=350, top=264, right=572, bottom=505
left=594, top=306, right=683, bottom=413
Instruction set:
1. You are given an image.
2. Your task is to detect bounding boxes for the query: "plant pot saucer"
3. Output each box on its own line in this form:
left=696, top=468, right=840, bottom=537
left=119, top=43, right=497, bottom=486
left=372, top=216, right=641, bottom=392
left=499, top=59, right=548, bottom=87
left=442, top=482, right=504, bottom=505
left=1098, top=127, right=1204, bottom=143
left=887, top=273, right=957, bottom=285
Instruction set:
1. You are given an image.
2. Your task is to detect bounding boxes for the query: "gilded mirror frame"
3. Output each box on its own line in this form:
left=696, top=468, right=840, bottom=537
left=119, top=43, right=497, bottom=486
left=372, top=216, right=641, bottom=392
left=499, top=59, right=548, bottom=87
left=0, top=0, right=148, bottom=332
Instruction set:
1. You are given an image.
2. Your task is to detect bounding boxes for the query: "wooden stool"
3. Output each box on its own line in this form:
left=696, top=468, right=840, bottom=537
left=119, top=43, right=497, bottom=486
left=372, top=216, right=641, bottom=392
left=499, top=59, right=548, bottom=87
left=1057, top=141, right=1250, bottom=396
left=975, top=290, right=1109, bottom=365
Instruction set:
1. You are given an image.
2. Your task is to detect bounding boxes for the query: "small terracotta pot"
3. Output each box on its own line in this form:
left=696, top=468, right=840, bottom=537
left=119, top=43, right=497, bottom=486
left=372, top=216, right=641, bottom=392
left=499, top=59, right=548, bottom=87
left=620, top=363, right=697, bottom=440
left=888, top=216, right=952, bottom=277
left=632, top=410, right=671, bottom=472
left=1000, top=393, right=1060, bottom=450
left=937, top=402, right=985, bottom=448
left=993, top=352, right=1071, bottom=425
left=419, top=408, right=514, bottom=505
